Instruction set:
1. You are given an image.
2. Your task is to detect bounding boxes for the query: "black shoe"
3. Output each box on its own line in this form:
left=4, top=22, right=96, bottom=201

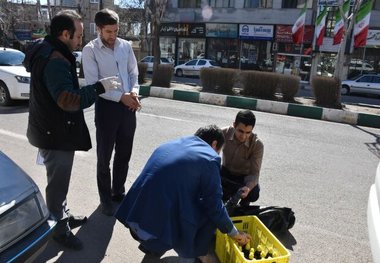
left=111, top=193, right=125, bottom=203
left=67, top=212, right=87, bottom=230
left=138, top=243, right=165, bottom=258
left=53, top=231, right=83, bottom=250
left=101, top=203, right=115, bottom=216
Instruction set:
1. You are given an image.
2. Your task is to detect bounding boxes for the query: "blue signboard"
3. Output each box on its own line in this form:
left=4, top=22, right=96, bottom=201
left=206, top=23, right=238, bottom=38
left=239, top=24, right=274, bottom=40
left=14, top=29, right=32, bottom=41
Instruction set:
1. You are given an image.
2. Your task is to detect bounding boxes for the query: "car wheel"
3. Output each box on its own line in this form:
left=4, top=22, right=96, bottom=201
left=0, top=82, right=12, bottom=106
left=341, top=85, right=350, bottom=96
left=176, top=69, right=183, bottom=77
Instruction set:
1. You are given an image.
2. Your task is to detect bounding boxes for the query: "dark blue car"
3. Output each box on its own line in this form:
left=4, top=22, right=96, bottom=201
left=0, top=151, right=56, bottom=262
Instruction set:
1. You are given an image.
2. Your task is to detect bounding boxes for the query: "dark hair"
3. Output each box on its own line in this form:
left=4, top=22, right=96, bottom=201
left=50, top=10, right=82, bottom=39
left=194, top=124, right=225, bottom=150
left=95, top=8, right=119, bottom=28
left=235, top=110, right=256, bottom=127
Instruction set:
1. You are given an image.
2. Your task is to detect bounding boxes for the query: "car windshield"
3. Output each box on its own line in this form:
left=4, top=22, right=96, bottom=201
left=0, top=49, right=25, bottom=66
left=161, top=58, right=170, bottom=63
left=209, top=60, right=219, bottom=66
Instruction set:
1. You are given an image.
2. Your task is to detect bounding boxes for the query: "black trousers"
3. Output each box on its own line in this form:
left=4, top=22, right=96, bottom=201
left=221, top=166, right=260, bottom=206
left=95, top=98, right=136, bottom=204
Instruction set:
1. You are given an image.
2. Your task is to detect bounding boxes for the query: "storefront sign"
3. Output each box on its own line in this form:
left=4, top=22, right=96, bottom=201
left=366, top=30, right=380, bottom=47
left=206, top=23, right=237, bottom=38
left=14, top=29, right=32, bottom=41
left=160, top=23, right=205, bottom=37
left=239, top=24, right=274, bottom=40
left=318, top=0, right=354, bottom=5
left=275, top=25, right=314, bottom=44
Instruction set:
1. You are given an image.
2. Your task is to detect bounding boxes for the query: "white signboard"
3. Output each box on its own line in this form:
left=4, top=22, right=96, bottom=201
left=239, top=24, right=274, bottom=40
left=366, top=30, right=380, bottom=47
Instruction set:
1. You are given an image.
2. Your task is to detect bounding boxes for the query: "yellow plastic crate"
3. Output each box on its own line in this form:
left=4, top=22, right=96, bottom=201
left=215, top=216, right=290, bottom=263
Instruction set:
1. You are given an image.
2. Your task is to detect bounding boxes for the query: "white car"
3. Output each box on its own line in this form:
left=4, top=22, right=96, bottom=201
left=72, top=51, right=82, bottom=68
left=139, top=56, right=173, bottom=72
left=174, top=59, right=220, bottom=77
left=0, top=47, right=31, bottom=106
left=341, top=74, right=380, bottom=96
left=368, top=162, right=380, bottom=263
left=0, top=151, right=57, bottom=262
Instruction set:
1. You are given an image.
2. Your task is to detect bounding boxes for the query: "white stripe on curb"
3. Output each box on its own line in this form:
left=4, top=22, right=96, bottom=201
left=256, top=99, right=288, bottom=115
left=199, top=92, right=227, bottom=106
left=322, top=108, right=358, bottom=124
left=150, top=86, right=174, bottom=99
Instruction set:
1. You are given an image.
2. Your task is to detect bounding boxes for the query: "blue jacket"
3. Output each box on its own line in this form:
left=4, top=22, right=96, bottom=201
left=115, top=136, right=234, bottom=258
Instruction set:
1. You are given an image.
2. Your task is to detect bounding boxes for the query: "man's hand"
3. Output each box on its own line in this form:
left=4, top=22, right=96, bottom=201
left=99, top=76, right=121, bottom=91
left=120, top=92, right=141, bottom=111
left=231, top=231, right=251, bottom=246
left=239, top=186, right=251, bottom=199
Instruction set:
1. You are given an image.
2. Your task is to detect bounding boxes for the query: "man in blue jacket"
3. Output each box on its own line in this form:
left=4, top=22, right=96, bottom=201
left=115, top=125, right=251, bottom=261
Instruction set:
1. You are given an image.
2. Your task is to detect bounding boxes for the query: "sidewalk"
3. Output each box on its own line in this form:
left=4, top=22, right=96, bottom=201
left=138, top=82, right=380, bottom=129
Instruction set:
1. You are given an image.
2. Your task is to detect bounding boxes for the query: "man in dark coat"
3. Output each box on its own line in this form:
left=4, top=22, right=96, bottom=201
left=24, top=9, right=119, bottom=250
left=115, top=125, right=251, bottom=261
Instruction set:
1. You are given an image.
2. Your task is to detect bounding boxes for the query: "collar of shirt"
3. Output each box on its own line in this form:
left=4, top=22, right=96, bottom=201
left=226, top=127, right=251, bottom=148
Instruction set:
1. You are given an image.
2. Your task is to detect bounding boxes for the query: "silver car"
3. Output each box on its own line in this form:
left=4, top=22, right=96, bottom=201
left=0, top=151, right=56, bottom=262
left=368, top=162, right=380, bottom=263
left=0, top=47, right=31, bottom=106
left=174, top=59, right=220, bottom=77
left=139, top=56, right=173, bottom=72
left=341, top=74, right=380, bottom=96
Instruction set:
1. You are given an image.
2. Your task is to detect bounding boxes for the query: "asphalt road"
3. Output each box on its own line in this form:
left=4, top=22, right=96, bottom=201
left=1, top=97, right=379, bottom=262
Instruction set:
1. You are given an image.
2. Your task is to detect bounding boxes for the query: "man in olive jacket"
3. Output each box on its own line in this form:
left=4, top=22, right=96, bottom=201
left=24, top=10, right=119, bottom=250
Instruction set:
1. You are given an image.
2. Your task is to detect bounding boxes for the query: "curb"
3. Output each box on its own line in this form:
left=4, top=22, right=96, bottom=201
left=139, top=85, right=380, bottom=129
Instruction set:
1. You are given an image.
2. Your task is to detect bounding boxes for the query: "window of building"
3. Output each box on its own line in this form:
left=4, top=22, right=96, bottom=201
left=90, top=23, right=97, bottom=35
left=90, top=0, right=99, bottom=3
left=177, top=38, right=205, bottom=65
left=374, top=0, right=380, bottom=10
left=244, top=0, right=272, bottom=8
left=209, top=0, right=235, bottom=8
left=282, top=0, right=312, bottom=8
left=178, top=0, right=201, bottom=8
left=325, top=6, right=337, bottom=38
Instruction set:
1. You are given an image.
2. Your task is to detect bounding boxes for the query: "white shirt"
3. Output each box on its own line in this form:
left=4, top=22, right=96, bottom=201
left=82, top=37, right=139, bottom=102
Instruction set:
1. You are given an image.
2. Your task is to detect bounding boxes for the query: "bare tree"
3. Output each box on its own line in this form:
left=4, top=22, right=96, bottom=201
left=145, top=0, right=168, bottom=72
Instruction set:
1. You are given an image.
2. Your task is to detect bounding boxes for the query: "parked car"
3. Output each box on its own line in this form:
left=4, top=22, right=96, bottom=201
left=174, top=59, right=220, bottom=77
left=349, top=59, right=374, bottom=72
left=368, top=162, right=380, bottom=263
left=139, top=56, right=173, bottom=72
left=0, top=47, right=31, bottom=106
left=0, top=151, right=57, bottom=262
left=72, top=51, right=82, bottom=68
left=341, top=74, right=380, bottom=96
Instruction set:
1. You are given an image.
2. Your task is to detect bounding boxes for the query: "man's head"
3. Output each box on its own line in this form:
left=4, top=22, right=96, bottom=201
left=233, top=110, right=256, bottom=143
left=195, top=124, right=225, bottom=153
left=50, top=10, right=83, bottom=52
left=95, top=8, right=119, bottom=48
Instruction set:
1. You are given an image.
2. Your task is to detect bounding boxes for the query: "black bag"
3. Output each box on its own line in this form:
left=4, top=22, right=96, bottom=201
left=224, top=191, right=295, bottom=233
left=229, top=205, right=295, bottom=233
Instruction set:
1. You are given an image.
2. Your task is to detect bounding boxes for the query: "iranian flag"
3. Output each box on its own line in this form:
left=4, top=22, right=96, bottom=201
left=292, top=3, right=307, bottom=44
left=315, top=6, right=327, bottom=47
left=333, top=0, right=350, bottom=45
left=354, top=0, right=373, bottom=48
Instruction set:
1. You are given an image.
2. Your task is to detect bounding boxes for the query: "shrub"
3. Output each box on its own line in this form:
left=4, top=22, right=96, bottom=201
left=240, top=71, right=279, bottom=99
left=278, top=75, right=300, bottom=102
left=200, top=68, right=237, bottom=94
left=151, top=64, right=173, bottom=88
left=311, top=76, right=341, bottom=108
left=138, top=63, right=148, bottom=84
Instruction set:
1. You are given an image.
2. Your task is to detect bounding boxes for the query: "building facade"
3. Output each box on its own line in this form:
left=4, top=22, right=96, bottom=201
left=159, top=0, right=380, bottom=81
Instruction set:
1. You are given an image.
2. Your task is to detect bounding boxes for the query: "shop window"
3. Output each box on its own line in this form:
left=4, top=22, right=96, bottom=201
left=178, top=0, right=201, bottom=8
left=282, top=0, right=312, bottom=8
left=244, top=0, right=272, bottom=8
left=177, top=38, right=205, bottom=65
left=209, top=0, right=235, bottom=8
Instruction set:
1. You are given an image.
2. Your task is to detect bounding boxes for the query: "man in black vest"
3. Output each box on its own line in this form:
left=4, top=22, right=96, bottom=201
left=24, top=9, right=119, bottom=250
